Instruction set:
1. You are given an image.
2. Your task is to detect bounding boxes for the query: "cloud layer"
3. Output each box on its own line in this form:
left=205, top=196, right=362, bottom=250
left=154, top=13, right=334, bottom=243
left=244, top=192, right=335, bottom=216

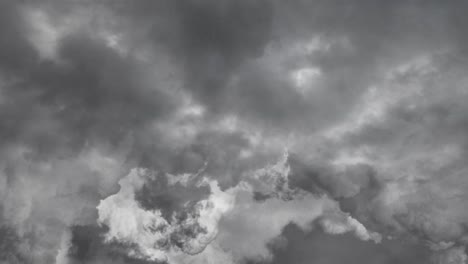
left=2, top=0, right=468, bottom=264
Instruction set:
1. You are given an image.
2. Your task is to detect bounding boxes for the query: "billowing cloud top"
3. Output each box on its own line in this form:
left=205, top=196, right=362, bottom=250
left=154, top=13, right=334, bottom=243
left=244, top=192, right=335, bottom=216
left=1, top=0, right=468, bottom=264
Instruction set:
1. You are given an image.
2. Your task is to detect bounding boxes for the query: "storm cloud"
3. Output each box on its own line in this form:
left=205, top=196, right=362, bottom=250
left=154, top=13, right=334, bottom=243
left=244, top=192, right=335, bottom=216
left=2, top=0, right=468, bottom=264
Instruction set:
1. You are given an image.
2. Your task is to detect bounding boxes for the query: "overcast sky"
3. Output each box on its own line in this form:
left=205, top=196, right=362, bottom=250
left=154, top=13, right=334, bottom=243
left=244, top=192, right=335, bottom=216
left=1, top=0, right=468, bottom=264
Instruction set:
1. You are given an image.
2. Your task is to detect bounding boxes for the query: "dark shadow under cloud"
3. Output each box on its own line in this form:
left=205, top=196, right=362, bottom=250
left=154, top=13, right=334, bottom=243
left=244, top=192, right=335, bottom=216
left=249, top=223, right=431, bottom=264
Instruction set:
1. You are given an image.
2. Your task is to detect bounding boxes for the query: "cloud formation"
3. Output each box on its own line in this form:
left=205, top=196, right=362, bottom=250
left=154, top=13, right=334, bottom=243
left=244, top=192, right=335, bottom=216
left=96, top=168, right=235, bottom=262
left=95, top=154, right=369, bottom=263
left=2, top=0, right=468, bottom=264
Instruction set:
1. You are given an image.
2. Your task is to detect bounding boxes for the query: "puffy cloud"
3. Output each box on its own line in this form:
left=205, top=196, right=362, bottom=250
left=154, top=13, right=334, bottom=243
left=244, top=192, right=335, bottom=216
left=319, top=211, right=382, bottom=243
left=97, top=168, right=236, bottom=262
left=95, top=154, right=379, bottom=264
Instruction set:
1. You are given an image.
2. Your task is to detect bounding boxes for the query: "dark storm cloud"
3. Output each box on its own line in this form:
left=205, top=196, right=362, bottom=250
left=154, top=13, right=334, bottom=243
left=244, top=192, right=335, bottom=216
left=3, top=0, right=468, bottom=263
left=176, top=130, right=257, bottom=186
left=0, top=1, right=179, bottom=262
left=1, top=0, right=281, bottom=261
left=0, top=28, right=176, bottom=159
left=0, top=9, right=181, bottom=257
left=68, top=225, right=161, bottom=264
left=224, top=0, right=468, bottom=133
left=287, top=153, right=380, bottom=199
left=112, top=0, right=465, bottom=134
left=0, top=225, right=26, bottom=264
left=102, top=0, right=325, bottom=131
left=255, top=0, right=468, bottom=254
left=315, top=55, right=468, bottom=245
left=117, top=0, right=273, bottom=108
left=247, top=223, right=431, bottom=264
left=0, top=1, right=42, bottom=75
left=1, top=0, right=466, bottom=158
left=134, top=170, right=210, bottom=221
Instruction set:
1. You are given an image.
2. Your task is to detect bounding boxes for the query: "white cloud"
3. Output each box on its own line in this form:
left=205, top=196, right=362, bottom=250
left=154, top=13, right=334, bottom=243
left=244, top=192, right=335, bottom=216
left=97, top=168, right=237, bottom=262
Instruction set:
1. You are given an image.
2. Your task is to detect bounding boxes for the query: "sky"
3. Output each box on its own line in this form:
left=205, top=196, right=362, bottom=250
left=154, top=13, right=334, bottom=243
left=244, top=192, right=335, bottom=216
left=1, top=0, right=468, bottom=263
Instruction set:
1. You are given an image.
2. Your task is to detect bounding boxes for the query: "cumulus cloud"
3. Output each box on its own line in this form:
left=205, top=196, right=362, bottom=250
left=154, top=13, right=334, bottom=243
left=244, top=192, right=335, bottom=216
left=94, top=153, right=385, bottom=263
left=97, top=168, right=236, bottom=262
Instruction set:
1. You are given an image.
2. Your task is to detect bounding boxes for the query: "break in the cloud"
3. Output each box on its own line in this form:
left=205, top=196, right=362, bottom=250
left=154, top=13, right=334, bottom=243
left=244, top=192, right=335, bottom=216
left=2, top=0, right=468, bottom=264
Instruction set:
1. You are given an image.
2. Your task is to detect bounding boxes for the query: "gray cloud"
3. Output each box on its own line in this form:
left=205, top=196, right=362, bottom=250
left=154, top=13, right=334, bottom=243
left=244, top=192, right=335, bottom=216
left=2, top=0, right=468, bottom=264
left=247, top=223, right=432, bottom=264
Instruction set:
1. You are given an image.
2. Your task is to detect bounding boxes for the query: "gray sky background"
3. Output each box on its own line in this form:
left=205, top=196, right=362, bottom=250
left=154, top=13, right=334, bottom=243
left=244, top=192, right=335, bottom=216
left=1, top=1, right=468, bottom=264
